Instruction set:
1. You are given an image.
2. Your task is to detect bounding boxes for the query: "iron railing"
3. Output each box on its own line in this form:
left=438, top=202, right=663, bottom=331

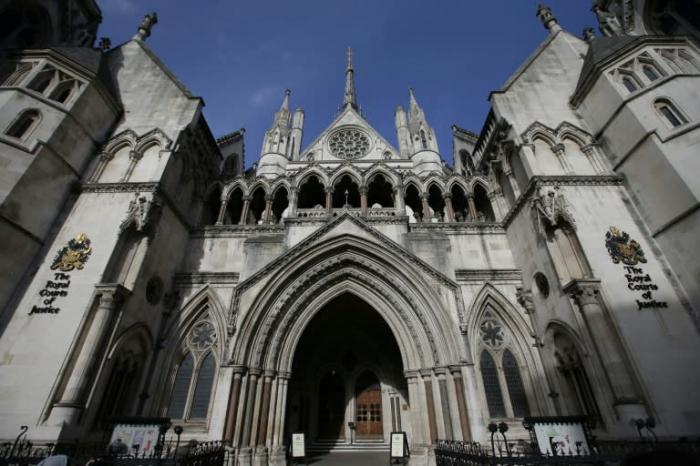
left=0, top=439, right=229, bottom=466
left=435, top=439, right=700, bottom=466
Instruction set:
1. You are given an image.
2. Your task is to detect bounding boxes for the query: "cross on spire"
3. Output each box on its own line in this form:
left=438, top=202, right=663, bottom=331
left=343, top=47, right=358, bottom=110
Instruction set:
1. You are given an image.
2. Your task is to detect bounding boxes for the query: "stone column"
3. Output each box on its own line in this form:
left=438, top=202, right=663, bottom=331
left=121, top=150, right=143, bottom=182
left=51, top=284, right=128, bottom=425
left=582, top=144, right=607, bottom=174
left=420, top=370, right=438, bottom=444
left=263, top=195, right=273, bottom=224
left=565, top=280, right=642, bottom=409
left=288, top=187, right=298, bottom=217
left=405, top=371, right=427, bottom=446
left=434, top=367, right=453, bottom=440
left=552, top=143, right=574, bottom=174
left=273, top=372, right=290, bottom=447
left=466, top=193, right=478, bottom=221
left=420, top=193, right=431, bottom=221
left=257, top=371, right=275, bottom=445
left=239, top=196, right=251, bottom=225
left=443, top=194, right=455, bottom=222
left=216, top=199, right=228, bottom=225
left=241, top=368, right=261, bottom=448
left=394, top=187, right=405, bottom=215
left=360, top=185, right=368, bottom=216
left=89, top=151, right=113, bottom=182
left=449, top=366, right=471, bottom=441
left=224, top=366, right=247, bottom=444
left=325, top=187, right=333, bottom=215
left=505, top=169, right=521, bottom=198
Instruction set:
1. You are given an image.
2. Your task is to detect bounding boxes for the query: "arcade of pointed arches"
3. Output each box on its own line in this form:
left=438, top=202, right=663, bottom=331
left=200, top=167, right=497, bottom=227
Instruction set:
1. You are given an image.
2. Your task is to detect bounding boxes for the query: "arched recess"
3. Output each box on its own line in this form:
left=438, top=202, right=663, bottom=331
left=332, top=174, right=361, bottom=208
left=232, top=236, right=463, bottom=374
left=403, top=183, right=423, bottom=222
left=271, top=186, right=290, bottom=223
left=466, top=284, right=551, bottom=420
left=543, top=322, right=603, bottom=426
left=472, top=182, right=495, bottom=222
left=366, top=173, right=394, bottom=208
left=92, top=323, right=153, bottom=428
left=297, top=174, right=326, bottom=209
left=426, top=183, right=445, bottom=222
left=156, top=286, right=227, bottom=420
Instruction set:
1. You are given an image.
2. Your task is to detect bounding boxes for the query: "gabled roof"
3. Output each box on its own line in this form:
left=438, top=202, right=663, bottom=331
left=300, top=104, right=399, bottom=159
left=570, top=35, right=691, bottom=106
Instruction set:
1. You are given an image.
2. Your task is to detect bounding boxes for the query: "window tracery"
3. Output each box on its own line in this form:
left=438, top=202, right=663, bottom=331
left=328, top=127, right=370, bottom=159
left=477, top=311, right=531, bottom=420
left=166, top=315, right=218, bottom=421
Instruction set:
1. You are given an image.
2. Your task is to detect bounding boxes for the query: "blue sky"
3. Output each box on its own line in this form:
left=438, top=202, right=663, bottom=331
left=97, top=0, right=598, bottom=166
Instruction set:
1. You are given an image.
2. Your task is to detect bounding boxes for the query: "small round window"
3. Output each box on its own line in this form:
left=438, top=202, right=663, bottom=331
left=534, top=272, right=550, bottom=299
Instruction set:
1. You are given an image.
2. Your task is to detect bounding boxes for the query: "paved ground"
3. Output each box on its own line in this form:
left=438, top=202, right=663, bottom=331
left=303, top=452, right=388, bottom=465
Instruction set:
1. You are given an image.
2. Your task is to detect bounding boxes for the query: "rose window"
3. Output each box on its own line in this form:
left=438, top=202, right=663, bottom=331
left=328, top=128, right=370, bottom=159
left=188, top=320, right=217, bottom=351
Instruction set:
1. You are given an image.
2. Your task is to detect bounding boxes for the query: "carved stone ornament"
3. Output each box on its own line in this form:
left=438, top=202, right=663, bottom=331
left=120, top=192, right=161, bottom=233
left=516, top=287, right=536, bottom=314
left=532, top=187, right=576, bottom=233
left=328, top=127, right=371, bottom=159
left=605, top=226, right=647, bottom=266
left=50, top=233, right=92, bottom=272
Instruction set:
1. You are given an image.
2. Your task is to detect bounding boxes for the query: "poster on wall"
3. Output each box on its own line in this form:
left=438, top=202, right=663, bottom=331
left=108, top=418, right=169, bottom=457
left=524, top=417, right=592, bottom=456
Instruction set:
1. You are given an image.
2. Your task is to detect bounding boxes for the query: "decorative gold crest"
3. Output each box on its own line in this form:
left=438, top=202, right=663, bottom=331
left=605, top=227, right=646, bottom=266
left=50, top=233, right=93, bottom=272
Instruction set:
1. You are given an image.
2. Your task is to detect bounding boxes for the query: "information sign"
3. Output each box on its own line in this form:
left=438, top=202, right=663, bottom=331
left=390, top=432, right=409, bottom=460
left=291, top=433, right=305, bottom=458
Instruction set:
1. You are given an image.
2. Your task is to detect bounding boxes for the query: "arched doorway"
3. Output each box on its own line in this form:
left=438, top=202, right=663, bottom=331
left=286, top=293, right=404, bottom=445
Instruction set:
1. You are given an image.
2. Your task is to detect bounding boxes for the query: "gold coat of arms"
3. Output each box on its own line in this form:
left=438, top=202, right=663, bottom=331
left=50, top=233, right=93, bottom=272
left=605, top=227, right=646, bottom=266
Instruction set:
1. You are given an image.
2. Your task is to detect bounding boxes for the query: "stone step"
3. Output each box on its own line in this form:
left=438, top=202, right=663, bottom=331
left=308, top=440, right=389, bottom=452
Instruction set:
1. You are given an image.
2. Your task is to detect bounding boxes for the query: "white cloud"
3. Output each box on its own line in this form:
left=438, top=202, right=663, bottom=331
left=249, top=86, right=280, bottom=107
left=100, top=0, right=138, bottom=14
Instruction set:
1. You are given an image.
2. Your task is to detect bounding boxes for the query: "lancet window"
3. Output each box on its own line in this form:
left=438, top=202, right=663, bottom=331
left=478, top=313, right=531, bottom=420
left=167, top=318, right=218, bottom=421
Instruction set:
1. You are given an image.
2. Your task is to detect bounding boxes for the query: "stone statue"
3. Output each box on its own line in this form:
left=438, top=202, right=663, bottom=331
left=135, top=12, right=158, bottom=40
left=592, top=2, right=623, bottom=37
left=533, top=187, right=576, bottom=232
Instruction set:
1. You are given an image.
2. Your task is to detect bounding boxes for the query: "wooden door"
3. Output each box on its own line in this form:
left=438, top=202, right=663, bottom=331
left=318, top=372, right=345, bottom=440
left=355, top=371, right=383, bottom=439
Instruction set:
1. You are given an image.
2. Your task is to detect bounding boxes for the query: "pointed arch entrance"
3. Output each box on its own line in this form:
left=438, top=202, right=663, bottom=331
left=222, top=220, right=472, bottom=464
left=287, top=293, right=403, bottom=444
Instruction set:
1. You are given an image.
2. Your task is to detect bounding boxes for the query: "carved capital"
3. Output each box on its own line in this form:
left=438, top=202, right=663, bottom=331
left=128, top=150, right=142, bottom=161
left=565, top=279, right=601, bottom=308
left=94, top=284, right=129, bottom=312
left=442, top=193, right=452, bottom=200
left=552, top=143, right=566, bottom=156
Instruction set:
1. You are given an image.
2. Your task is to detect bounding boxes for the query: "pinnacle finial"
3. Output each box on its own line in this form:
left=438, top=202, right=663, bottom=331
left=135, top=12, right=158, bottom=40
left=536, top=4, right=560, bottom=33
left=343, top=47, right=358, bottom=110
left=583, top=27, right=596, bottom=43
left=280, top=89, right=291, bottom=111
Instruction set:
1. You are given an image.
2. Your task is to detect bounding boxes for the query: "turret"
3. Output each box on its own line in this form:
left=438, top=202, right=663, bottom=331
left=395, top=106, right=410, bottom=158
left=405, top=88, right=442, bottom=175
left=257, top=89, right=296, bottom=179
left=289, top=108, right=304, bottom=160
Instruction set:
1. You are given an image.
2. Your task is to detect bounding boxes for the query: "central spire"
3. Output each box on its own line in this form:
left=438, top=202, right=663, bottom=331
left=343, top=47, right=358, bottom=110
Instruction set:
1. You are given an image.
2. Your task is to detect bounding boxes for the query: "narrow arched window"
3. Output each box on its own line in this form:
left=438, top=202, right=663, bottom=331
left=503, top=350, right=530, bottom=418
left=5, top=109, right=40, bottom=140
left=168, top=353, right=194, bottom=419
left=50, top=80, right=77, bottom=104
left=642, top=64, right=660, bottom=82
left=190, top=352, right=215, bottom=419
left=420, top=129, right=428, bottom=150
left=622, top=75, right=639, bottom=93
left=655, top=99, right=688, bottom=128
left=480, top=350, right=506, bottom=418
left=28, top=67, right=55, bottom=94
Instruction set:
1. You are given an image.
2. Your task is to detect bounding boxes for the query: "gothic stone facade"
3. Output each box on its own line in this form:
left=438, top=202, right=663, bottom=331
left=1, top=2, right=700, bottom=466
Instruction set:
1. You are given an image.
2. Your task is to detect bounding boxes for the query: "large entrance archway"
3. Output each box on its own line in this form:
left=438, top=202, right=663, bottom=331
left=286, top=293, right=405, bottom=446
